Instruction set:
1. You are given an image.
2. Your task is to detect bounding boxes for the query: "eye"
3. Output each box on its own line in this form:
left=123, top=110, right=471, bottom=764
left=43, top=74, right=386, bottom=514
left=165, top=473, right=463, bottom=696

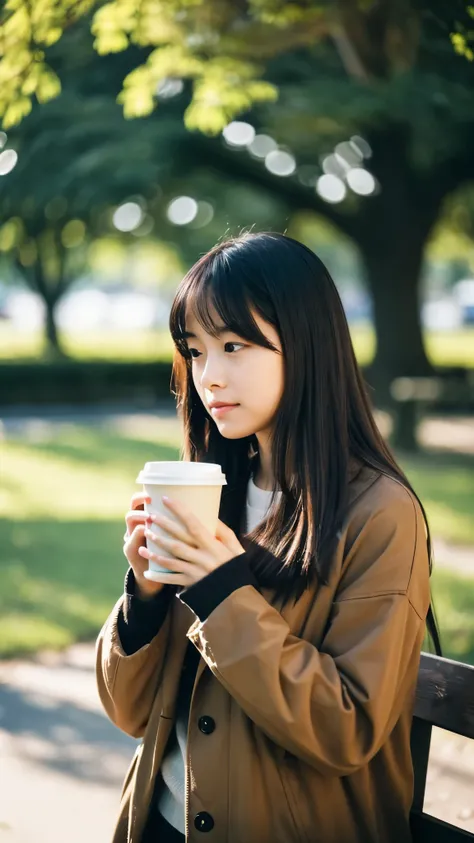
left=188, top=347, right=202, bottom=359
left=224, top=342, right=245, bottom=353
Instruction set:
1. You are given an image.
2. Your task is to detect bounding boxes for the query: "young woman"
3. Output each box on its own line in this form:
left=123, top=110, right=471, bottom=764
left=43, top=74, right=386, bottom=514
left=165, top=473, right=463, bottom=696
left=96, top=232, right=441, bottom=843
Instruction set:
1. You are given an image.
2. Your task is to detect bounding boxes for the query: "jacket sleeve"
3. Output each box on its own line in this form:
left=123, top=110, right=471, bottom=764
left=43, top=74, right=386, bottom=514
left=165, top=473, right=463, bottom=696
left=185, top=481, right=431, bottom=776
left=95, top=571, right=174, bottom=738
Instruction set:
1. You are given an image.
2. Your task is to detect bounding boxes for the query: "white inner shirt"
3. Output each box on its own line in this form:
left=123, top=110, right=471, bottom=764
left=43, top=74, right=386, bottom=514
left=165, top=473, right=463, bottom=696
left=157, top=473, right=282, bottom=833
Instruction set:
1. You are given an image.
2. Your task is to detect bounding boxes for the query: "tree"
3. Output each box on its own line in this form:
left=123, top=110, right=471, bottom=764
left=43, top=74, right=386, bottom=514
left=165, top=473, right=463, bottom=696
left=0, top=22, right=292, bottom=354
left=0, top=94, right=166, bottom=355
left=1, top=1, right=474, bottom=383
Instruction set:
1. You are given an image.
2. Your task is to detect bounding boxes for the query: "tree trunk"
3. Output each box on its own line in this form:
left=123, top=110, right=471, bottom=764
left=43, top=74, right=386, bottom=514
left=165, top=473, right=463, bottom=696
left=44, top=296, right=66, bottom=359
left=358, top=205, right=439, bottom=452
left=362, top=231, right=432, bottom=386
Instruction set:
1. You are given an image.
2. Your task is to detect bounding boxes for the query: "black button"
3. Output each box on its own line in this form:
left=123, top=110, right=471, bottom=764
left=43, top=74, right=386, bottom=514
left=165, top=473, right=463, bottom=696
left=198, top=716, right=215, bottom=735
left=194, top=812, right=214, bottom=832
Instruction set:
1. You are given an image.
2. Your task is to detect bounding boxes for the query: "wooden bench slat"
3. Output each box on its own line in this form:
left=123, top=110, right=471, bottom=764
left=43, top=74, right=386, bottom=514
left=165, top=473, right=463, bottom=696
left=414, top=653, right=474, bottom=739
left=410, top=717, right=432, bottom=813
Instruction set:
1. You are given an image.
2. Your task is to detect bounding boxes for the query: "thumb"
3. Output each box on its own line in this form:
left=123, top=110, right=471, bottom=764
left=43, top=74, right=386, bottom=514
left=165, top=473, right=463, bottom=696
left=216, top=519, right=243, bottom=552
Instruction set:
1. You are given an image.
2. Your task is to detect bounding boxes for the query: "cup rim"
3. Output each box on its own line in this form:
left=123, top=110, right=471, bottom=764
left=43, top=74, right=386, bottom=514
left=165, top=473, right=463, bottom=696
left=136, top=461, right=226, bottom=486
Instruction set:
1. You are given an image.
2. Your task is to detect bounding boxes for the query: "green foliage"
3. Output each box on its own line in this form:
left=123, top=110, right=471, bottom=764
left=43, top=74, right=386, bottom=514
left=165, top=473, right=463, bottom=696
left=1, top=1, right=472, bottom=132
left=0, top=0, right=96, bottom=127
left=451, top=5, right=474, bottom=61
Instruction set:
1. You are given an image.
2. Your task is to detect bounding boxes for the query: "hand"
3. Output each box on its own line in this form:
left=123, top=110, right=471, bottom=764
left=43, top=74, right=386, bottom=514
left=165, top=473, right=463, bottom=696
left=138, top=496, right=245, bottom=587
left=123, top=493, right=167, bottom=599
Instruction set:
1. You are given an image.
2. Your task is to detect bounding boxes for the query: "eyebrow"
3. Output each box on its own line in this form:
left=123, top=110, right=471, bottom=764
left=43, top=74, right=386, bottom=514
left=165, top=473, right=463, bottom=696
left=180, top=326, right=232, bottom=340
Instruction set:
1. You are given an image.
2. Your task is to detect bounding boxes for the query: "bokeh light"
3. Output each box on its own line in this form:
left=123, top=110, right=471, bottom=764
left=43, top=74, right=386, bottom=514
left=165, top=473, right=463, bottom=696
left=248, top=134, right=278, bottom=159
left=61, top=219, right=86, bottom=248
left=190, top=201, right=214, bottom=228
left=156, top=78, right=184, bottom=99
left=346, top=168, right=377, bottom=196
left=322, top=154, right=347, bottom=179
left=167, top=196, right=198, bottom=225
left=316, top=174, right=347, bottom=203
left=335, top=141, right=363, bottom=169
left=265, top=149, right=296, bottom=177
left=0, top=149, right=18, bottom=176
left=131, top=214, right=155, bottom=237
left=222, top=121, right=255, bottom=147
left=0, top=132, right=7, bottom=150
left=113, top=202, right=144, bottom=232
left=350, top=135, right=372, bottom=159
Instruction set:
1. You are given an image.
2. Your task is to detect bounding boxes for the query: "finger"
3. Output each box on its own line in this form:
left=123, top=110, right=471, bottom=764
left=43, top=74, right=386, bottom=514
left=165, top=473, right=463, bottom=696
left=148, top=512, right=197, bottom=546
left=124, top=523, right=147, bottom=552
left=144, top=530, right=201, bottom=565
left=162, top=497, right=213, bottom=548
left=125, top=509, right=151, bottom=533
left=215, top=519, right=233, bottom=538
left=123, top=525, right=148, bottom=567
left=130, top=493, right=152, bottom=511
left=215, top=519, right=244, bottom=553
left=138, top=545, right=196, bottom=578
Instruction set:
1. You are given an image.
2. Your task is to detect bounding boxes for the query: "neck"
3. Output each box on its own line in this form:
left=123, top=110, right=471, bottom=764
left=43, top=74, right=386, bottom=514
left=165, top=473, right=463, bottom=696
left=253, top=437, right=275, bottom=490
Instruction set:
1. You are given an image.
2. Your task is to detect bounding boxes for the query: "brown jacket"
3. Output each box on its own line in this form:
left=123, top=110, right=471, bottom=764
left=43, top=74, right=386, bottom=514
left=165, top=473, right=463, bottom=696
left=96, top=465, right=430, bottom=843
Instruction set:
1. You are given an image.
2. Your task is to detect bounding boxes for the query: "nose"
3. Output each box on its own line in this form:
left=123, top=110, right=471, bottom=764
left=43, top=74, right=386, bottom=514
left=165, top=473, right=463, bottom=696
left=199, top=354, right=227, bottom=390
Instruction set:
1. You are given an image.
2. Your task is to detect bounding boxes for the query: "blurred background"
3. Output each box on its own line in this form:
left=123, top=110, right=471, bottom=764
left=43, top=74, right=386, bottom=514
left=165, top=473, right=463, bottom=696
left=1, top=2, right=474, bottom=841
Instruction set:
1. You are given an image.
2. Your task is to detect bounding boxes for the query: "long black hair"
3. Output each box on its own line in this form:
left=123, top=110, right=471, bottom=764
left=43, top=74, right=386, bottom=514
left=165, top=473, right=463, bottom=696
left=169, top=232, right=441, bottom=655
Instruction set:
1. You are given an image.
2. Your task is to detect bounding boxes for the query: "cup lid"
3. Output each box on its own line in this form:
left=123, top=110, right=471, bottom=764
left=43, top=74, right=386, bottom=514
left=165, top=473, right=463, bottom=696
left=136, top=461, right=227, bottom=486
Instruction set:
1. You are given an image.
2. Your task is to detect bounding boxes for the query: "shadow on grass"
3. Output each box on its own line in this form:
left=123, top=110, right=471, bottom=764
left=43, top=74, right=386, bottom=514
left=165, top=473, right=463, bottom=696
left=0, top=518, right=133, bottom=656
left=1, top=516, right=474, bottom=665
left=0, top=682, right=136, bottom=784
left=17, top=427, right=181, bottom=470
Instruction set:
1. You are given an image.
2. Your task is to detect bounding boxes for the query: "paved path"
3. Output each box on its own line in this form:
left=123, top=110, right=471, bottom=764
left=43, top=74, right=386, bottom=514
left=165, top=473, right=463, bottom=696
left=0, top=645, right=137, bottom=843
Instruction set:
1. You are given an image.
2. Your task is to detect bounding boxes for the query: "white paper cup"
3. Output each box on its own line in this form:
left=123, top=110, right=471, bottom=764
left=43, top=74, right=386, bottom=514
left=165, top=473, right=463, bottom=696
left=136, top=461, right=227, bottom=579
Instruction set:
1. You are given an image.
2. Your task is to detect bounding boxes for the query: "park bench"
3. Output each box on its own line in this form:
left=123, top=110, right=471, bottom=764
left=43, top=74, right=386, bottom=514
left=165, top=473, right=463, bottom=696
left=389, top=374, right=474, bottom=450
left=410, top=652, right=474, bottom=841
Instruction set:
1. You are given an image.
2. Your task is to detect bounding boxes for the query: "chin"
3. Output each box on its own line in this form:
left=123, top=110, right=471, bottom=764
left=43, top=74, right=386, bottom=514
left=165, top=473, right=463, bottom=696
left=216, top=426, right=248, bottom=440
left=214, top=421, right=254, bottom=440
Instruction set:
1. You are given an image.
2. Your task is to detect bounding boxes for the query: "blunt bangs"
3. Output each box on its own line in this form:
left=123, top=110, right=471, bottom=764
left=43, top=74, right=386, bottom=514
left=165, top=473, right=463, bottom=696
left=169, top=244, right=279, bottom=358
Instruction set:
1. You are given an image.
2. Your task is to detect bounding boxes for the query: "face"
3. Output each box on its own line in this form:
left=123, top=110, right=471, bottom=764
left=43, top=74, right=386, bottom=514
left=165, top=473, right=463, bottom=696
left=184, top=304, right=284, bottom=446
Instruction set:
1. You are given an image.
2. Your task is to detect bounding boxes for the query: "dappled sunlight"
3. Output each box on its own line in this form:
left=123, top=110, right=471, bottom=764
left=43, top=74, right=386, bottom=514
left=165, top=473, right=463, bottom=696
left=1, top=417, right=473, bottom=659
left=0, top=681, right=135, bottom=784
left=0, top=421, right=182, bottom=655
left=1, top=517, right=134, bottom=656
left=3, top=431, right=180, bottom=520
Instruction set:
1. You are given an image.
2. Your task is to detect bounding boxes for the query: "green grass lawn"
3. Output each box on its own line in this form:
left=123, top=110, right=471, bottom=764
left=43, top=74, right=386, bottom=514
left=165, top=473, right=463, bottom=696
left=1, top=419, right=473, bottom=661
left=2, top=323, right=474, bottom=368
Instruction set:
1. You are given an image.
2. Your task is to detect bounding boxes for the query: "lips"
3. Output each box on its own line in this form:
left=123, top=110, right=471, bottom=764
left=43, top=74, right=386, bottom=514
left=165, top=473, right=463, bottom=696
left=210, top=403, right=239, bottom=416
